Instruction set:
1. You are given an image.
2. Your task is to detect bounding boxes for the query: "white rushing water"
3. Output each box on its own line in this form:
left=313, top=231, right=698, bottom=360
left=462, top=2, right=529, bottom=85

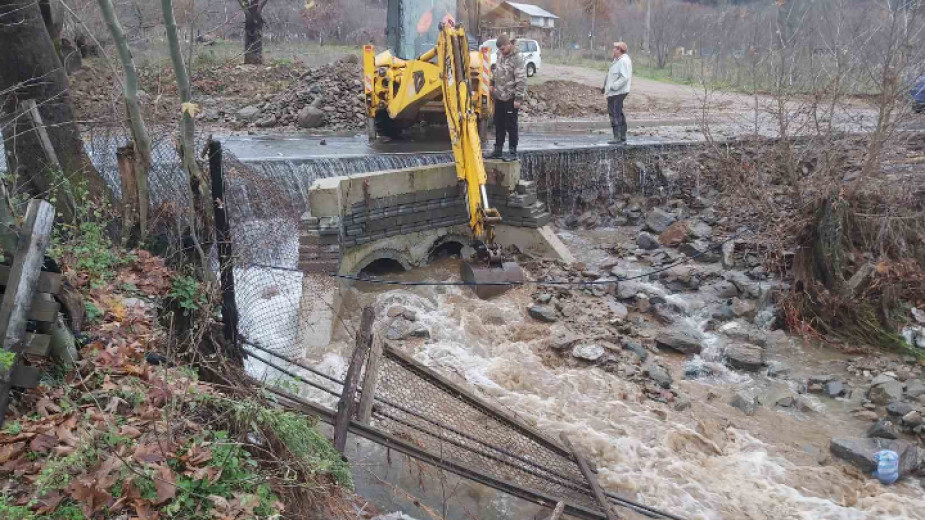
left=358, top=282, right=925, bottom=520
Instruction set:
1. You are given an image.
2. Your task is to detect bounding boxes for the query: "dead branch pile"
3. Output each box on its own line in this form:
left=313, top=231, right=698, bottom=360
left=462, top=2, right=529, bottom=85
left=691, top=134, right=925, bottom=351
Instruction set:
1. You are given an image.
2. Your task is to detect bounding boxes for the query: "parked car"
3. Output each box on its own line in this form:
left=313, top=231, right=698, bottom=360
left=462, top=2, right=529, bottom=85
left=480, top=38, right=542, bottom=77
left=912, top=76, right=925, bottom=113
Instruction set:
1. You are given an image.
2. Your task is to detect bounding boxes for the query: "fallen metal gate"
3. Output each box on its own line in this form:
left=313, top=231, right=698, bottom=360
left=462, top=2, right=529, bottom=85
left=244, top=310, right=684, bottom=520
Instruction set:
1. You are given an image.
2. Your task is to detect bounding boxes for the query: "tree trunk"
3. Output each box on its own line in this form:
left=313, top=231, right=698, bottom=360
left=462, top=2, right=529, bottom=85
left=161, top=0, right=214, bottom=281
left=0, top=0, right=112, bottom=221
left=244, top=1, right=265, bottom=65
left=98, top=0, right=152, bottom=239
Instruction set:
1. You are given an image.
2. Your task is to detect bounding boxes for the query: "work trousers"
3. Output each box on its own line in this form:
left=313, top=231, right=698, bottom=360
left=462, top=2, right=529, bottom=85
left=494, top=99, right=519, bottom=151
left=608, top=93, right=628, bottom=141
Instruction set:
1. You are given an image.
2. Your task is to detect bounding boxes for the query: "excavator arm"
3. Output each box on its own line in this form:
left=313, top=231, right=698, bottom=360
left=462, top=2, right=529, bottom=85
left=435, top=22, right=503, bottom=257
left=362, top=20, right=525, bottom=296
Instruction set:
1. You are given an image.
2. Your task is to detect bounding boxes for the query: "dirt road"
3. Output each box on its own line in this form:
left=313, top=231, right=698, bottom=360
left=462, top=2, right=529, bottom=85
left=537, top=63, right=763, bottom=120
left=534, top=63, right=878, bottom=141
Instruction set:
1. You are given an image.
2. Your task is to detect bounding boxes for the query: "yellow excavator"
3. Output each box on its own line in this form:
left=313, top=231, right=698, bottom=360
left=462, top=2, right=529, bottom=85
left=362, top=17, right=524, bottom=297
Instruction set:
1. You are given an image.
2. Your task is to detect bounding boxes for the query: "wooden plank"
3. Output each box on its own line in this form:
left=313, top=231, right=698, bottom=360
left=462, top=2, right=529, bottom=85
left=334, top=305, right=375, bottom=453
left=10, top=365, right=40, bottom=389
left=23, top=333, right=51, bottom=357
left=357, top=329, right=383, bottom=425
left=28, top=296, right=59, bottom=323
left=0, top=199, right=56, bottom=425
left=0, top=265, right=63, bottom=295
left=560, top=433, right=619, bottom=520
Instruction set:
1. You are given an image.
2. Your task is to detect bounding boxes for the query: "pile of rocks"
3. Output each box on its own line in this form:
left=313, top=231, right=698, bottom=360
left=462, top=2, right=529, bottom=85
left=235, top=55, right=367, bottom=131
left=520, top=80, right=607, bottom=119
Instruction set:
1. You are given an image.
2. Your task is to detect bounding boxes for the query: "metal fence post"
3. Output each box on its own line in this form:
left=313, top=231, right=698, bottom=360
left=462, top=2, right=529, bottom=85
left=207, top=139, right=242, bottom=362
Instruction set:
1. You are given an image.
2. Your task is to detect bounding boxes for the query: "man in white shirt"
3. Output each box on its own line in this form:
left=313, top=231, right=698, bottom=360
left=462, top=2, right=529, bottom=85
left=602, top=41, right=632, bottom=145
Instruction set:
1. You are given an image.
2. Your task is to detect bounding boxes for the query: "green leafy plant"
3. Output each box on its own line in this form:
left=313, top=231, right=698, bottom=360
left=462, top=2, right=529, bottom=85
left=84, top=301, right=103, bottom=323
left=0, top=350, right=16, bottom=371
left=35, top=445, right=99, bottom=495
left=3, top=421, right=22, bottom=435
left=163, top=431, right=281, bottom=519
left=0, top=494, right=35, bottom=520
left=48, top=178, right=130, bottom=289
left=169, top=275, right=206, bottom=315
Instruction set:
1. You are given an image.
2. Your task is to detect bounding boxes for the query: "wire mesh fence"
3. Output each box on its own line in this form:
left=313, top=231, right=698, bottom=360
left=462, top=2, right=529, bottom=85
left=371, top=347, right=601, bottom=513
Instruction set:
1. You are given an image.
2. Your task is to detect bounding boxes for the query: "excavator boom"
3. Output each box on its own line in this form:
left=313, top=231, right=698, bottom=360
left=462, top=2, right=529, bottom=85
left=362, top=21, right=524, bottom=296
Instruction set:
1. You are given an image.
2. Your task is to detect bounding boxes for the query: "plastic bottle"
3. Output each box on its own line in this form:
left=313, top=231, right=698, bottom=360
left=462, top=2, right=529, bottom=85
left=873, top=449, right=899, bottom=485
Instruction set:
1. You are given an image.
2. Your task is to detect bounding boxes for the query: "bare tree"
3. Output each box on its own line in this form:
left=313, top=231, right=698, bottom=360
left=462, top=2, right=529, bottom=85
left=239, top=0, right=271, bottom=64
left=161, top=0, right=213, bottom=278
left=861, top=0, right=925, bottom=177
left=0, top=0, right=112, bottom=220
left=97, top=0, right=152, bottom=243
left=649, top=0, right=691, bottom=68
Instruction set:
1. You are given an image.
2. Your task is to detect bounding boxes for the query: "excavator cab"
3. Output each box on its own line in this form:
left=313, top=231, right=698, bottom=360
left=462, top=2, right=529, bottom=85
left=362, top=8, right=524, bottom=298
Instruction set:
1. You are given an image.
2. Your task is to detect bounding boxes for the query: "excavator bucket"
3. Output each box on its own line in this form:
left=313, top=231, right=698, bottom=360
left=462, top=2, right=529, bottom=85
left=460, top=261, right=525, bottom=299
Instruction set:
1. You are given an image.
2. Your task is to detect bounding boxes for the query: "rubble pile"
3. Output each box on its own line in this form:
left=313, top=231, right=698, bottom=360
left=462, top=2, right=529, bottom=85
left=234, top=55, right=367, bottom=131
left=521, top=80, right=607, bottom=119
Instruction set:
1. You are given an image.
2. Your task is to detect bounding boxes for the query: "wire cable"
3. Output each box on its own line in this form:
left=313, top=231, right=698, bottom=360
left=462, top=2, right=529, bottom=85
left=244, top=227, right=751, bottom=288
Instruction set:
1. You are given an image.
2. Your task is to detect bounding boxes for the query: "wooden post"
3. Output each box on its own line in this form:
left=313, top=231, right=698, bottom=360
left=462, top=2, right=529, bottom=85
left=357, top=328, right=383, bottom=424
left=21, top=100, right=60, bottom=171
left=559, top=432, right=619, bottom=520
left=547, top=501, right=566, bottom=520
left=334, top=305, right=375, bottom=453
left=21, top=101, right=76, bottom=217
left=0, top=199, right=55, bottom=425
left=0, top=182, right=18, bottom=256
left=117, top=144, right=140, bottom=247
left=208, top=140, right=242, bottom=362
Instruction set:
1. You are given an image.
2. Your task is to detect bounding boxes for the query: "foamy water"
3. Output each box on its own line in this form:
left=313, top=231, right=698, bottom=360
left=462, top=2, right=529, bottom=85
left=353, top=280, right=925, bottom=520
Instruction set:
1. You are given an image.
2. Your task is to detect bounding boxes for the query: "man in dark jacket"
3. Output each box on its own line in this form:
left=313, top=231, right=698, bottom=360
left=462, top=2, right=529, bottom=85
left=490, top=34, right=527, bottom=160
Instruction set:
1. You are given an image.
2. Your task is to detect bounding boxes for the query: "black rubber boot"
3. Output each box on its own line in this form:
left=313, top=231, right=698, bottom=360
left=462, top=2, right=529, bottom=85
left=487, top=147, right=503, bottom=159
left=504, top=148, right=518, bottom=162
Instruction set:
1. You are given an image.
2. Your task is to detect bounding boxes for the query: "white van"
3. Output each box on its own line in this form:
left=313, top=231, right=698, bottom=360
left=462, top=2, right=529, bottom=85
left=481, top=38, right=542, bottom=77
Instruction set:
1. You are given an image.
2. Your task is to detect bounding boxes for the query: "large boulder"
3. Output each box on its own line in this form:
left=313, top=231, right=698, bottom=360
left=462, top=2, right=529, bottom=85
left=680, top=239, right=721, bottom=263
left=658, top=220, right=690, bottom=247
left=636, top=231, right=660, bottom=250
left=654, top=330, right=702, bottom=355
left=297, top=105, right=325, bottom=128
left=830, top=438, right=919, bottom=477
left=905, top=379, right=925, bottom=399
left=867, top=419, right=899, bottom=440
left=644, top=208, right=677, bottom=234
left=868, top=377, right=904, bottom=405
left=725, top=344, right=766, bottom=371
left=385, top=318, right=430, bottom=340
left=730, top=391, right=759, bottom=415
left=689, top=220, right=713, bottom=239
left=647, top=364, right=673, bottom=388
left=528, top=304, right=558, bottom=323
left=236, top=104, right=262, bottom=122
left=572, top=343, right=605, bottom=362
left=886, top=401, right=915, bottom=417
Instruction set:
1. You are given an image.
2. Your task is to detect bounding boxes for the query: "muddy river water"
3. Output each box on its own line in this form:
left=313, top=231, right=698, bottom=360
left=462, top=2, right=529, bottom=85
left=262, top=225, right=925, bottom=520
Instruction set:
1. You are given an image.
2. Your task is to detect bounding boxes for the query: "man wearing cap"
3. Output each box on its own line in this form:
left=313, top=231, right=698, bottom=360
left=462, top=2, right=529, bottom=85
left=603, top=41, right=632, bottom=145
left=490, top=34, right=527, bottom=160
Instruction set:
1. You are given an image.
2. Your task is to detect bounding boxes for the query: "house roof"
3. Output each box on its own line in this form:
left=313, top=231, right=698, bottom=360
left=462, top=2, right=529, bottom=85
left=505, top=2, right=559, bottom=19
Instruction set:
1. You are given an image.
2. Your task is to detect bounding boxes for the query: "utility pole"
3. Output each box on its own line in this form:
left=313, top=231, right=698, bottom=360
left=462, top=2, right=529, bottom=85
left=589, top=0, right=596, bottom=59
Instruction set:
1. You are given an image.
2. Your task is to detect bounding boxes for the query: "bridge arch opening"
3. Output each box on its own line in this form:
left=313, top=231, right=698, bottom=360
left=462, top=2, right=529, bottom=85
left=359, top=257, right=407, bottom=277
left=428, top=240, right=464, bottom=262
